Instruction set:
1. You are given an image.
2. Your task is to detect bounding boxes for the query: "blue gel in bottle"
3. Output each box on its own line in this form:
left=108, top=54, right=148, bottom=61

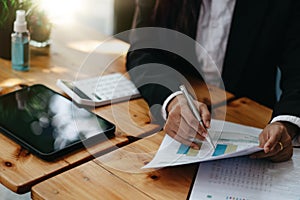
left=11, top=10, right=30, bottom=71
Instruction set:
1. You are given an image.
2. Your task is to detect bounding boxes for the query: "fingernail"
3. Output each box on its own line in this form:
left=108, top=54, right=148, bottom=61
left=264, top=148, right=270, bottom=153
left=206, top=121, right=210, bottom=128
left=192, top=144, right=200, bottom=150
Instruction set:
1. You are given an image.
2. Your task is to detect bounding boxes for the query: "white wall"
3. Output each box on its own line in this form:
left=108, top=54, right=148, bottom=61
left=76, top=0, right=114, bottom=36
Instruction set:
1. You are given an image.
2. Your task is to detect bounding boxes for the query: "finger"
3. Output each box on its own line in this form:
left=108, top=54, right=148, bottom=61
left=250, top=149, right=277, bottom=159
left=263, top=144, right=292, bottom=163
left=176, top=96, right=210, bottom=134
left=259, top=127, right=281, bottom=153
left=280, top=133, right=293, bottom=147
left=165, top=114, right=206, bottom=143
left=258, top=129, right=268, bottom=147
left=250, top=142, right=284, bottom=159
left=198, top=103, right=211, bottom=128
left=166, top=96, right=209, bottom=147
left=177, top=119, right=206, bottom=141
left=264, top=129, right=281, bottom=153
left=258, top=130, right=270, bottom=154
left=167, top=129, right=201, bottom=150
left=165, top=104, right=207, bottom=141
left=269, top=145, right=293, bottom=162
left=164, top=108, right=182, bottom=133
left=181, top=105, right=207, bottom=135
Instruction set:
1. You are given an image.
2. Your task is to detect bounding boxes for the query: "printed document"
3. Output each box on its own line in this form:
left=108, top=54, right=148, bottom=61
left=143, top=119, right=263, bottom=168
left=189, top=148, right=300, bottom=199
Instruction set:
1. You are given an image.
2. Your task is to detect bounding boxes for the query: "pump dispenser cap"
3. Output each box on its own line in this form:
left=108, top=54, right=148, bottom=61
left=14, top=10, right=28, bottom=33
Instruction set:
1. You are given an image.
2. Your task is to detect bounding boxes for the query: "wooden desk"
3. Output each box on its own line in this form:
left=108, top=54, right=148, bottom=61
left=213, top=97, right=272, bottom=129
left=0, top=22, right=153, bottom=194
left=0, top=22, right=233, bottom=194
left=31, top=97, right=272, bottom=200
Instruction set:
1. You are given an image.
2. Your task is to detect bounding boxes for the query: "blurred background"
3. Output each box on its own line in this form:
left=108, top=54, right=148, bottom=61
left=0, top=0, right=136, bottom=199
left=0, top=0, right=137, bottom=59
left=47, top=0, right=136, bottom=36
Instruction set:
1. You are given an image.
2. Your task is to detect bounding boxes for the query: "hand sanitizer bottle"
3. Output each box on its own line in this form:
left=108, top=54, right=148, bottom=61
left=11, top=10, right=30, bottom=71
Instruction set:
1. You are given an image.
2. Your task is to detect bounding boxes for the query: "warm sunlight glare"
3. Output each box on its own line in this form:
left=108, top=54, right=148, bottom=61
left=39, top=0, right=83, bottom=24
left=0, top=78, right=23, bottom=87
left=68, top=40, right=129, bottom=55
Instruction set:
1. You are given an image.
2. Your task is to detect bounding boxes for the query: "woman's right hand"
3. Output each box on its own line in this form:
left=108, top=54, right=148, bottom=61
left=164, top=94, right=211, bottom=149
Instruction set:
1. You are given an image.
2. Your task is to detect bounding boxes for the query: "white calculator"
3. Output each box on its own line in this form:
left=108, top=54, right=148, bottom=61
left=57, top=73, right=141, bottom=106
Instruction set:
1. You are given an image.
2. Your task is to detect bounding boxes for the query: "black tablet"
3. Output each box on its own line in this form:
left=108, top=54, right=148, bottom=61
left=0, top=84, right=115, bottom=161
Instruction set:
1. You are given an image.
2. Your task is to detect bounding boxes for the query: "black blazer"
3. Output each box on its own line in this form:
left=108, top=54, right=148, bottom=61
left=126, top=0, right=300, bottom=123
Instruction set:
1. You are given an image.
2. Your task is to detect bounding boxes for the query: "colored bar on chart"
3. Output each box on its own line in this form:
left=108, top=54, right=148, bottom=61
left=212, top=144, right=238, bottom=156
left=212, top=144, right=227, bottom=156
left=224, top=144, right=237, bottom=154
left=177, top=143, right=201, bottom=156
left=177, top=144, right=190, bottom=154
left=187, top=148, right=199, bottom=156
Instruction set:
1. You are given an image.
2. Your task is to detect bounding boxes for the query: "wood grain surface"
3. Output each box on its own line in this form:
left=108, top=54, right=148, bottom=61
left=31, top=97, right=272, bottom=200
left=0, top=21, right=233, bottom=194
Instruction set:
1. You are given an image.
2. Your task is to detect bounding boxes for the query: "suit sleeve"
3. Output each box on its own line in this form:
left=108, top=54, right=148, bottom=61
left=126, top=0, right=199, bottom=124
left=273, top=0, right=300, bottom=120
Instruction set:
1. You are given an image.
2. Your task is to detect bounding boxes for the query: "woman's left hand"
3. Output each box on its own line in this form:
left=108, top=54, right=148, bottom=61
left=250, top=121, right=297, bottom=162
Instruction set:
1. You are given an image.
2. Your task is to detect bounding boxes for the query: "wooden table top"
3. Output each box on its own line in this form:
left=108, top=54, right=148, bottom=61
left=31, top=97, right=272, bottom=200
left=0, top=22, right=156, bottom=194
left=213, top=97, right=272, bottom=129
left=0, top=22, right=233, bottom=194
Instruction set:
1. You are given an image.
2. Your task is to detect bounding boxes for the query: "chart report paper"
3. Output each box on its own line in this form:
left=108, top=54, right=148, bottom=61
left=143, top=120, right=263, bottom=169
left=189, top=149, right=300, bottom=200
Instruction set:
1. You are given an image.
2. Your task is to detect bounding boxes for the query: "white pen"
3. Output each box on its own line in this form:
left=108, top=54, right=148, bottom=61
left=179, top=85, right=216, bottom=150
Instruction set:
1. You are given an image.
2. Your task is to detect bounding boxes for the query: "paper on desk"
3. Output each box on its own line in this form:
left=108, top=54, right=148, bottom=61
left=143, top=119, right=263, bottom=169
left=189, top=149, right=300, bottom=200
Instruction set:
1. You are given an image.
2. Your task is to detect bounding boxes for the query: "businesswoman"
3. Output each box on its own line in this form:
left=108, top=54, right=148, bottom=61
left=126, top=0, right=300, bottom=162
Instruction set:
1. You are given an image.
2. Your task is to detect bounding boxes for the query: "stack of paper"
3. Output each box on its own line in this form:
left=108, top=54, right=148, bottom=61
left=143, top=119, right=263, bottom=168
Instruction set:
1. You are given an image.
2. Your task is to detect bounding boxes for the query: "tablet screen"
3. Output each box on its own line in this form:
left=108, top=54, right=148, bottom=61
left=0, top=84, right=115, bottom=160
